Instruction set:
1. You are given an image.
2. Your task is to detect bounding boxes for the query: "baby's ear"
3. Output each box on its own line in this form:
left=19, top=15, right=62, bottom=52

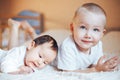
left=31, top=41, right=35, bottom=47
left=27, top=41, right=35, bottom=50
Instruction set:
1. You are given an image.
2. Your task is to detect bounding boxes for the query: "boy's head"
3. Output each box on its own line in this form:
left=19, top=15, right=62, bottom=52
left=70, top=3, right=106, bottom=51
left=24, top=35, right=58, bottom=69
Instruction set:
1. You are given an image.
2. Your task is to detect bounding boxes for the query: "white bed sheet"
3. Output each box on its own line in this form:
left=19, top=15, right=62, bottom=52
left=0, top=65, right=120, bottom=80
left=1, top=30, right=120, bottom=80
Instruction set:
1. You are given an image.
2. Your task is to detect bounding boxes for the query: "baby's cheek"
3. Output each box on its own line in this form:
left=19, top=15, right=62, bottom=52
left=26, top=62, right=34, bottom=68
left=38, top=64, right=46, bottom=69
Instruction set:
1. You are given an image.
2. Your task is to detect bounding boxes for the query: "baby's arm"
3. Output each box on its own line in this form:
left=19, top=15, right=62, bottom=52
left=8, top=66, right=34, bottom=74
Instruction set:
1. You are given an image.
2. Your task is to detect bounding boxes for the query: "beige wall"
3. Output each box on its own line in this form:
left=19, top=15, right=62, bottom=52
left=0, top=0, right=120, bottom=31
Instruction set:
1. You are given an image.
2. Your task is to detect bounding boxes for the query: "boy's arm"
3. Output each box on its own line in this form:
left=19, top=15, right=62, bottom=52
left=95, top=56, right=119, bottom=72
left=63, top=67, right=97, bottom=73
left=63, top=56, right=119, bottom=73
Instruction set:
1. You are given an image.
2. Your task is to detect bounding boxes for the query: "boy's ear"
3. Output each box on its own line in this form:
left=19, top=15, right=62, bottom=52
left=70, top=23, right=74, bottom=32
left=103, top=29, right=106, bottom=35
left=101, top=29, right=106, bottom=39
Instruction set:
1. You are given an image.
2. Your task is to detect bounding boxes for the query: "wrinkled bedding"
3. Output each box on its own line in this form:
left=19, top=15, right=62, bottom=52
left=0, top=65, right=120, bottom=80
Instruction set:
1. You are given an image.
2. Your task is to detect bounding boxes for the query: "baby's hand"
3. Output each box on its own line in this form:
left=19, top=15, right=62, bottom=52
left=19, top=66, right=34, bottom=74
left=95, top=56, right=119, bottom=72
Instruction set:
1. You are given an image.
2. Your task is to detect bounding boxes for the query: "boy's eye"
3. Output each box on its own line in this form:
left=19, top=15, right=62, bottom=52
left=93, top=28, right=99, bottom=32
left=39, top=55, right=42, bottom=58
left=80, top=26, right=86, bottom=29
left=43, top=62, right=46, bottom=64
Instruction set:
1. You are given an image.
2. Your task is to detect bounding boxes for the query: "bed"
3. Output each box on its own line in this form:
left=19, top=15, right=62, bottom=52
left=0, top=29, right=120, bottom=80
left=0, top=65, right=120, bottom=80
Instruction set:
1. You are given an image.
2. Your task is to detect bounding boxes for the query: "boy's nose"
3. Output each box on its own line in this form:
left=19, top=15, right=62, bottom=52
left=85, top=31, right=91, bottom=39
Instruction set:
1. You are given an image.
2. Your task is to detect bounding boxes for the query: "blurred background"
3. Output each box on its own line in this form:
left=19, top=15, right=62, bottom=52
left=0, top=0, right=120, bottom=54
left=0, top=0, right=120, bottom=30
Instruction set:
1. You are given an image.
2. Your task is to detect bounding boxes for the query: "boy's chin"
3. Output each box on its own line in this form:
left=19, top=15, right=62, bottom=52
left=80, top=45, right=93, bottom=49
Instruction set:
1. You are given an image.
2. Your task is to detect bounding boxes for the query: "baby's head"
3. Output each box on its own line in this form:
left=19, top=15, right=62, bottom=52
left=70, top=3, right=106, bottom=51
left=24, top=35, right=58, bottom=70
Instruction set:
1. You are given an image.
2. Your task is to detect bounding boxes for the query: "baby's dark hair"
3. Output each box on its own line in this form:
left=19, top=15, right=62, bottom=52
left=33, top=35, right=58, bottom=53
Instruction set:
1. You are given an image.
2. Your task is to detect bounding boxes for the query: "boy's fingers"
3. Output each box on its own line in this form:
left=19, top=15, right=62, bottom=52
left=118, top=60, right=120, bottom=64
left=109, top=62, right=118, bottom=68
left=98, top=55, right=106, bottom=65
left=107, top=56, right=119, bottom=64
left=109, top=56, right=119, bottom=61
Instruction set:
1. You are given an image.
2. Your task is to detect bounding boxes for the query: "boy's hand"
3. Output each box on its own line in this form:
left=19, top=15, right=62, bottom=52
left=95, top=56, right=119, bottom=72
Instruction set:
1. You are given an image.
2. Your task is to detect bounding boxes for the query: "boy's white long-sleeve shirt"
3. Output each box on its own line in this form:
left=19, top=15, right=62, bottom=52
left=0, top=46, right=26, bottom=73
left=57, top=35, right=103, bottom=70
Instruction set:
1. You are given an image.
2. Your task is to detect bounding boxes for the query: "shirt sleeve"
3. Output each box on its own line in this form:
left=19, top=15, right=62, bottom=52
left=57, top=44, right=77, bottom=70
left=0, top=60, right=20, bottom=73
left=0, top=48, right=20, bottom=73
left=93, top=41, right=104, bottom=64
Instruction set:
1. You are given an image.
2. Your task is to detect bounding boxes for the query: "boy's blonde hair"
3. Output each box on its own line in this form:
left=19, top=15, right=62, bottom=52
left=73, top=3, right=106, bottom=25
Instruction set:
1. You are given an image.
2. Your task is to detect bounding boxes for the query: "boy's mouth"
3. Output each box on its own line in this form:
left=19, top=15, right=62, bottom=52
left=81, top=40, right=92, bottom=44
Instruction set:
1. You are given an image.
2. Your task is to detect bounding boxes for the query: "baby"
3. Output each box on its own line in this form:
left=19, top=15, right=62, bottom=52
left=0, top=19, right=58, bottom=74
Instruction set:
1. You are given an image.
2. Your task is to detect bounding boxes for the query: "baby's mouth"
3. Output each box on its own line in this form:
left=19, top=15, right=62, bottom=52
left=31, top=68, right=38, bottom=72
left=28, top=64, right=39, bottom=72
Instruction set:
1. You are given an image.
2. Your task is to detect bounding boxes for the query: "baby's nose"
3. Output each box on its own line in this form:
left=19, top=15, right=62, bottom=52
left=34, top=61, right=40, bottom=67
left=37, top=59, right=44, bottom=65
